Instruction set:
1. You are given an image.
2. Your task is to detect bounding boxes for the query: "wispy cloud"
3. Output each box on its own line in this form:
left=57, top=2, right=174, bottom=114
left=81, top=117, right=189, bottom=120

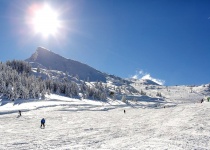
left=130, top=70, right=165, bottom=85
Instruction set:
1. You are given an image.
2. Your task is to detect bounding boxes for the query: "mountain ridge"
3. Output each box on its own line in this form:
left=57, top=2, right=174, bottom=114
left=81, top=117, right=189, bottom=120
left=26, top=47, right=107, bottom=82
left=26, top=47, right=163, bottom=86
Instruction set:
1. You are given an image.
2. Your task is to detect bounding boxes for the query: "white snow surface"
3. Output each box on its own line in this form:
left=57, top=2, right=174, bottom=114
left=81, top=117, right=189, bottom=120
left=1, top=93, right=210, bottom=149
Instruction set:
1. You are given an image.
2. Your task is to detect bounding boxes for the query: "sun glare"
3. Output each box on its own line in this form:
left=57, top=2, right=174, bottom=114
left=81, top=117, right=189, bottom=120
left=30, top=4, right=61, bottom=37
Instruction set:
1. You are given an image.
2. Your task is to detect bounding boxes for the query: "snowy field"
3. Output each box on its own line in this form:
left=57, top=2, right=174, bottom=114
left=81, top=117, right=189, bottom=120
left=1, top=94, right=210, bottom=149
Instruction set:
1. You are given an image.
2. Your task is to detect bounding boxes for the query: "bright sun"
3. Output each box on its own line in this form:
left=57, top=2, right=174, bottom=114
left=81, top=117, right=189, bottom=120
left=30, top=4, right=60, bottom=37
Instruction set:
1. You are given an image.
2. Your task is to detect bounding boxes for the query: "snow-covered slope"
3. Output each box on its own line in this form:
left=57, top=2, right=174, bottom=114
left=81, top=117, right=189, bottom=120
left=1, top=94, right=210, bottom=149
left=131, top=79, right=210, bottom=104
left=131, top=78, right=160, bottom=85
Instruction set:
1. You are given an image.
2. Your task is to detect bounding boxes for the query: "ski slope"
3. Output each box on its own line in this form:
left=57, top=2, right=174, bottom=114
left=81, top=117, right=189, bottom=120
left=1, top=94, right=210, bottom=149
left=131, top=82, right=209, bottom=104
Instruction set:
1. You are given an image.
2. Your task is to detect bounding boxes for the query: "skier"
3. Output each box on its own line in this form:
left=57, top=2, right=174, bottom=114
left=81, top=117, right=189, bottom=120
left=18, top=110, right=21, bottom=116
left=124, top=109, right=126, bottom=114
left=201, top=99, right=204, bottom=103
left=40, top=118, right=45, bottom=128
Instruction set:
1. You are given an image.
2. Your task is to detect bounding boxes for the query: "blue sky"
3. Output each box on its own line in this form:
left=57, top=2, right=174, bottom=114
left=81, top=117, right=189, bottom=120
left=0, top=0, right=210, bottom=86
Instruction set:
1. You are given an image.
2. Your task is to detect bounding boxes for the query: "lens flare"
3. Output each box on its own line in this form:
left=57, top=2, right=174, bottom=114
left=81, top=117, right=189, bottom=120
left=28, top=3, right=61, bottom=38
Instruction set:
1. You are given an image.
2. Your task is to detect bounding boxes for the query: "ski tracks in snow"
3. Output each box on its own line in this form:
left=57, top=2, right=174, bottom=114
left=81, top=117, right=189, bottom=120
left=1, top=103, right=210, bottom=149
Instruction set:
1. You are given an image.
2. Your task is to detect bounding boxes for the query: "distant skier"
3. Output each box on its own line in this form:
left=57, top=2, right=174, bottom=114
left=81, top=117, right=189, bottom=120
left=18, top=110, right=21, bottom=116
left=40, top=118, right=45, bottom=128
left=124, top=110, right=126, bottom=114
left=201, top=99, right=204, bottom=103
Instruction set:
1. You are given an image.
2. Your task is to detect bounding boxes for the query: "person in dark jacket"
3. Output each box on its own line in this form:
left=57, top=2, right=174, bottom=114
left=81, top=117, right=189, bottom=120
left=40, top=118, right=45, bottom=128
left=18, top=110, right=21, bottom=116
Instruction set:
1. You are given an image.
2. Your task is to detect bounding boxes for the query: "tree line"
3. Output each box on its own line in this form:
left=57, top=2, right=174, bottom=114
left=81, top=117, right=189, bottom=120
left=0, top=60, right=109, bottom=101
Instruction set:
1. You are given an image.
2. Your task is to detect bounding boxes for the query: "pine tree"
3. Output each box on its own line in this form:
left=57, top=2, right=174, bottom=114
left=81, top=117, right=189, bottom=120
left=140, top=90, right=146, bottom=95
left=37, top=67, right=41, bottom=73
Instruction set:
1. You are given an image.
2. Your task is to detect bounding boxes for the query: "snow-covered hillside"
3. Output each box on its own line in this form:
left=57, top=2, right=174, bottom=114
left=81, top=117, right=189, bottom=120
left=131, top=80, right=210, bottom=104
left=1, top=94, right=210, bottom=149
